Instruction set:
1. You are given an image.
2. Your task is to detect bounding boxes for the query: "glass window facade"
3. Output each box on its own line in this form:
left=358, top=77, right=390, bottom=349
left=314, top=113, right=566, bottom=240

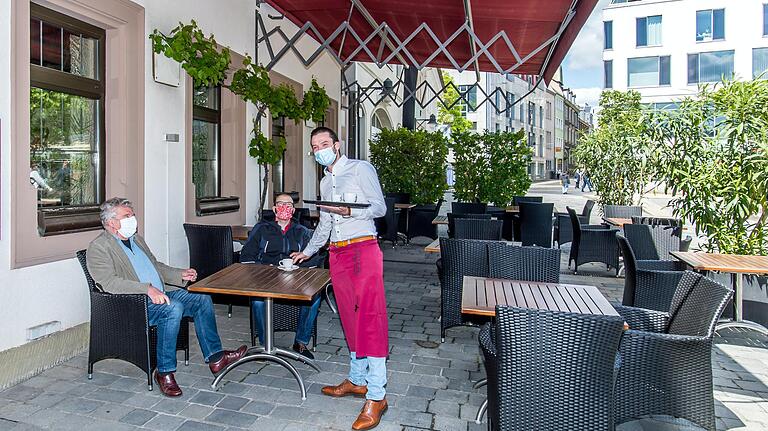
left=604, top=21, right=613, bottom=49
left=628, top=56, right=670, bottom=87
left=688, top=50, right=734, bottom=84
left=636, top=15, right=662, bottom=47
left=696, top=9, right=725, bottom=42
left=604, top=60, right=613, bottom=88
left=753, top=47, right=768, bottom=79
left=192, top=86, right=221, bottom=198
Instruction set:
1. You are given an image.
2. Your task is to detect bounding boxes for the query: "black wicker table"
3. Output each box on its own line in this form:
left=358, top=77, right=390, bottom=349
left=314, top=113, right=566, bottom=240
left=671, top=251, right=768, bottom=336
left=189, top=263, right=329, bottom=398
left=462, top=276, right=619, bottom=423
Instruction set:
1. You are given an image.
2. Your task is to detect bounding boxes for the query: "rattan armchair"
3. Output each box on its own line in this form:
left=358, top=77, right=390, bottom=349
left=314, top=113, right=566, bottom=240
left=454, top=219, right=503, bottom=240
left=493, top=306, right=625, bottom=430
left=76, top=250, right=190, bottom=391
left=553, top=200, right=595, bottom=247
left=183, top=224, right=243, bottom=317
left=614, top=272, right=733, bottom=431
left=375, top=197, right=400, bottom=246
left=448, top=213, right=491, bottom=238
left=617, top=234, right=686, bottom=312
left=438, top=238, right=492, bottom=341
left=567, top=207, right=620, bottom=275
left=603, top=204, right=643, bottom=219
left=452, top=201, right=488, bottom=214
left=517, top=202, right=554, bottom=247
left=488, top=242, right=560, bottom=283
left=623, top=223, right=691, bottom=262
left=407, top=199, right=443, bottom=241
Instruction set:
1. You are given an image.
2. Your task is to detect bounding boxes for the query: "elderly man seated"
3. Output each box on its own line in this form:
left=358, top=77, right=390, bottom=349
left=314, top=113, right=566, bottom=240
left=86, top=197, right=247, bottom=397
left=240, top=193, right=324, bottom=359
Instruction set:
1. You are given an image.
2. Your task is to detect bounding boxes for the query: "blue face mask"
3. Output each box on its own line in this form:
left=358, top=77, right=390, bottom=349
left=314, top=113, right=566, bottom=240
left=314, top=147, right=337, bottom=166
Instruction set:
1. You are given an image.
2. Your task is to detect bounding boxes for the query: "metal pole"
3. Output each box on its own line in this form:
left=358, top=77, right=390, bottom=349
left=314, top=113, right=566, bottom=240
left=263, top=297, right=274, bottom=353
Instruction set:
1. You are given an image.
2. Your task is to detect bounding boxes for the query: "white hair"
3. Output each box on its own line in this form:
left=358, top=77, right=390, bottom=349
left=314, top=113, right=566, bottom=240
left=99, top=197, right=133, bottom=226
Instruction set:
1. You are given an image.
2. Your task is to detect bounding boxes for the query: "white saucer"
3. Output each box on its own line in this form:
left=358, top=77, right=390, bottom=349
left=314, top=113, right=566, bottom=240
left=277, top=265, right=299, bottom=271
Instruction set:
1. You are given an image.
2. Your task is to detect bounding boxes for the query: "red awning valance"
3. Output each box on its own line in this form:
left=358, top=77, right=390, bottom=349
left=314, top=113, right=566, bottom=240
left=264, top=0, right=598, bottom=82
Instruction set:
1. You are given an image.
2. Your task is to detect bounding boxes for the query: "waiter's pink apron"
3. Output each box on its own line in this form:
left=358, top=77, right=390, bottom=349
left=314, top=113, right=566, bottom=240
left=329, top=239, right=389, bottom=358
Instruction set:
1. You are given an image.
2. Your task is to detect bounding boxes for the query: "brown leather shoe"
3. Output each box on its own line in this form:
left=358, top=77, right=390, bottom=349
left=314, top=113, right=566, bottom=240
left=352, top=398, right=388, bottom=430
left=154, top=371, right=182, bottom=397
left=209, top=345, right=248, bottom=375
left=321, top=379, right=368, bottom=398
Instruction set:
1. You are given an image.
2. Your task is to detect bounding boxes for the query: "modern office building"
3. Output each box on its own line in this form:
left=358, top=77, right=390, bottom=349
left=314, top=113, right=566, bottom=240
left=603, top=0, right=768, bottom=106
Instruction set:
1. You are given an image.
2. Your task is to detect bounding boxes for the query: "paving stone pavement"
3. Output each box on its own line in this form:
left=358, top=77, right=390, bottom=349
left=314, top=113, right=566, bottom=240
left=1, top=182, right=767, bottom=430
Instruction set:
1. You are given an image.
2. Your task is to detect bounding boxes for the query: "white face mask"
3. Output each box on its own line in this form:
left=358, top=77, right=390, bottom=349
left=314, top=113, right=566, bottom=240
left=117, top=215, right=138, bottom=238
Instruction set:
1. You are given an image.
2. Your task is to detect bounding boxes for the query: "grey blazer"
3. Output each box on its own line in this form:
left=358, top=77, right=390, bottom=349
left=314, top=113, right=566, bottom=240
left=86, top=231, right=185, bottom=295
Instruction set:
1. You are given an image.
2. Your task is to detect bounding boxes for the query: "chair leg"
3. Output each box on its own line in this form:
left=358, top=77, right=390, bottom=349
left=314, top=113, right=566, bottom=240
left=185, top=347, right=190, bottom=366
left=147, top=371, right=153, bottom=391
left=228, top=303, right=232, bottom=318
left=87, top=362, right=93, bottom=379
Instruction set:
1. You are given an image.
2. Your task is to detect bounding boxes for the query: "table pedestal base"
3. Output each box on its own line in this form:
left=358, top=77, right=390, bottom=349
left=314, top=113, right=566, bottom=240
left=716, top=319, right=768, bottom=336
left=474, top=378, right=487, bottom=424
left=715, top=273, right=768, bottom=336
left=210, top=298, right=320, bottom=399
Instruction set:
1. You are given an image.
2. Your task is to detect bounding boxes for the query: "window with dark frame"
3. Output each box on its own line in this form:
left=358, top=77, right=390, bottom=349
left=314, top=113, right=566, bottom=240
left=764, top=4, right=768, bottom=37
left=604, top=21, right=613, bottom=50
left=688, top=50, right=734, bottom=84
left=604, top=60, right=613, bottom=89
left=30, top=3, right=106, bottom=235
left=636, top=15, right=662, bottom=47
left=271, top=116, right=286, bottom=195
left=696, top=9, right=725, bottom=42
left=192, top=85, right=221, bottom=199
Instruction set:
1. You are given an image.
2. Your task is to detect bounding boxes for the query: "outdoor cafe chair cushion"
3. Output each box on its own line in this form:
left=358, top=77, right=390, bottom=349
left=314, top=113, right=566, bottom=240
left=568, top=207, right=620, bottom=275
left=487, top=242, right=560, bottom=283
left=454, top=218, right=503, bottom=240
left=517, top=202, right=554, bottom=247
left=618, top=234, right=686, bottom=312
left=613, top=272, right=732, bottom=431
left=77, top=250, right=190, bottom=391
left=493, top=305, right=624, bottom=431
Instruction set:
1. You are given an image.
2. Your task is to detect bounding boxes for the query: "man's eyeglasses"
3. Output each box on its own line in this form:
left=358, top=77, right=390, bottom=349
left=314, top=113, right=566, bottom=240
left=275, top=202, right=294, bottom=208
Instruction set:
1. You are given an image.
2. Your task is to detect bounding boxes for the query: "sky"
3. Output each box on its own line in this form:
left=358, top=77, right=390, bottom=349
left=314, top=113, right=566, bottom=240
left=561, top=0, right=610, bottom=108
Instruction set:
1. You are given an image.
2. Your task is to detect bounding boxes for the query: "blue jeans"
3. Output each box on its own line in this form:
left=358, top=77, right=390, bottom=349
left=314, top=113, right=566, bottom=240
left=147, top=289, right=223, bottom=373
left=349, top=352, right=387, bottom=400
left=251, top=295, right=321, bottom=346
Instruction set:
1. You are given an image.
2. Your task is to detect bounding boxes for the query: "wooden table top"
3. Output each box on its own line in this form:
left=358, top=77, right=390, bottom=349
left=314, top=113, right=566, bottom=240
left=670, top=251, right=768, bottom=274
left=188, top=263, right=330, bottom=301
left=505, top=206, right=519, bottom=213
left=231, top=225, right=253, bottom=241
left=602, top=217, right=632, bottom=227
left=432, top=215, right=448, bottom=225
left=425, top=238, right=441, bottom=253
left=395, top=203, right=417, bottom=210
left=461, top=276, right=619, bottom=318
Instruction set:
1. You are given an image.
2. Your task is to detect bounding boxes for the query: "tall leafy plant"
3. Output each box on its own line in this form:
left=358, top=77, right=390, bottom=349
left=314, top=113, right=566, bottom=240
left=451, top=130, right=532, bottom=205
left=369, top=128, right=448, bottom=204
left=647, top=79, right=768, bottom=255
left=573, top=90, right=652, bottom=208
left=437, top=72, right=473, bottom=134
left=150, top=21, right=331, bottom=216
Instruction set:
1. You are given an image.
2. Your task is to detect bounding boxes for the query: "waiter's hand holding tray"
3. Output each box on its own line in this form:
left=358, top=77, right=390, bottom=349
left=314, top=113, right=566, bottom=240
left=303, top=199, right=371, bottom=209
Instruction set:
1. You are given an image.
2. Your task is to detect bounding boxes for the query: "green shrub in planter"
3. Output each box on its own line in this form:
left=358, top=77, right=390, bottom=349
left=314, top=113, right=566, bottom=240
left=369, top=128, right=448, bottom=205
left=451, top=130, right=532, bottom=205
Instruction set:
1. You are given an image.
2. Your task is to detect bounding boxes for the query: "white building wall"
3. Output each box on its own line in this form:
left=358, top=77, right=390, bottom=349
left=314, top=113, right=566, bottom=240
left=603, top=0, right=768, bottom=104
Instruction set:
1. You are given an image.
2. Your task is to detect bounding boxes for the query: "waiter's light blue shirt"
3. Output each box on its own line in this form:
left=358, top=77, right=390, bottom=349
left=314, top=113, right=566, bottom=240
left=302, top=155, right=386, bottom=257
left=117, top=236, right=165, bottom=292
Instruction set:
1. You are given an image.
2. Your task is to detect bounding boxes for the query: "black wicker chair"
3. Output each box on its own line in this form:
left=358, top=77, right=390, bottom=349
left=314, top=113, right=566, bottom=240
left=77, top=250, right=190, bottom=391
left=603, top=204, right=643, bottom=219
left=493, top=306, right=625, bottom=430
left=553, top=200, right=595, bottom=247
left=488, top=243, right=560, bottom=283
left=183, top=224, right=243, bottom=317
left=617, top=234, right=686, bottom=312
left=407, top=199, right=443, bottom=241
left=623, top=223, right=690, bottom=262
left=385, top=192, right=410, bottom=235
left=517, top=202, right=554, bottom=247
left=487, top=206, right=515, bottom=241
left=614, top=272, right=733, bottom=431
left=512, top=196, right=543, bottom=205
left=452, top=201, right=487, bottom=214
left=454, top=219, right=503, bottom=240
left=375, top=197, right=400, bottom=246
left=631, top=216, right=682, bottom=227
left=568, top=207, right=620, bottom=275
left=439, top=238, right=492, bottom=341
left=478, top=323, right=498, bottom=428
left=448, top=213, right=491, bottom=238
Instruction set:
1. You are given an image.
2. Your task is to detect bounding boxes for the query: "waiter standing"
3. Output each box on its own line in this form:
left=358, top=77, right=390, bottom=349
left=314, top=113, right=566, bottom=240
left=292, top=127, right=388, bottom=430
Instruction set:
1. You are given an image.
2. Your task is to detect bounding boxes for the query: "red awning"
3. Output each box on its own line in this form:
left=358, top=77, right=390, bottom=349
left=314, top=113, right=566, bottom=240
left=264, top=0, right=598, bottom=82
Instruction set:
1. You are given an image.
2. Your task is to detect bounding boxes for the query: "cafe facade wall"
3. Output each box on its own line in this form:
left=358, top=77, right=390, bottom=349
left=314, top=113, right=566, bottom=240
left=0, top=0, right=343, bottom=387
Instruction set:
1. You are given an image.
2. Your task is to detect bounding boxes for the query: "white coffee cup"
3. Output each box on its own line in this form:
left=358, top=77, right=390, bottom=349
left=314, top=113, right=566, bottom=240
left=343, top=192, right=357, bottom=203
left=279, top=258, right=294, bottom=269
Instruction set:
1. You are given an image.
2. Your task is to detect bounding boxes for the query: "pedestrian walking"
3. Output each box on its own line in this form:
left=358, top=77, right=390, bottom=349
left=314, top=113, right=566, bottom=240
left=561, top=172, right=570, bottom=194
left=581, top=171, right=593, bottom=192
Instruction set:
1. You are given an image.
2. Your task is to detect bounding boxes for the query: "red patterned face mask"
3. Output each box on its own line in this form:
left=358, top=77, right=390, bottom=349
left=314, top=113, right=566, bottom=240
left=275, top=205, right=294, bottom=221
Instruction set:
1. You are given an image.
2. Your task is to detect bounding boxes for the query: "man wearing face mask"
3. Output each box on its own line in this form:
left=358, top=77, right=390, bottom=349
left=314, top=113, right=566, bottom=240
left=86, top=197, right=247, bottom=397
left=291, top=127, right=388, bottom=430
left=240, top=193, right=324, bottom=358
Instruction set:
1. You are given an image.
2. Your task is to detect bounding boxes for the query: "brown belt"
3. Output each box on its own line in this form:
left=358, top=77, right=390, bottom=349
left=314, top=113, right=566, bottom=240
left=331, top=235, right=377, bottom=248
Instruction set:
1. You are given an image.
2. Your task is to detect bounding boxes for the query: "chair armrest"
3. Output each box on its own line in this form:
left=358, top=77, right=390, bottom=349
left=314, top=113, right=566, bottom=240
left=637, top=260, right=687, bottom=271
left=680, top=236, right=693, bottom=252
left=582, top=224, right=614, bottom=230
left=614, top=304, right=669, bottom=333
